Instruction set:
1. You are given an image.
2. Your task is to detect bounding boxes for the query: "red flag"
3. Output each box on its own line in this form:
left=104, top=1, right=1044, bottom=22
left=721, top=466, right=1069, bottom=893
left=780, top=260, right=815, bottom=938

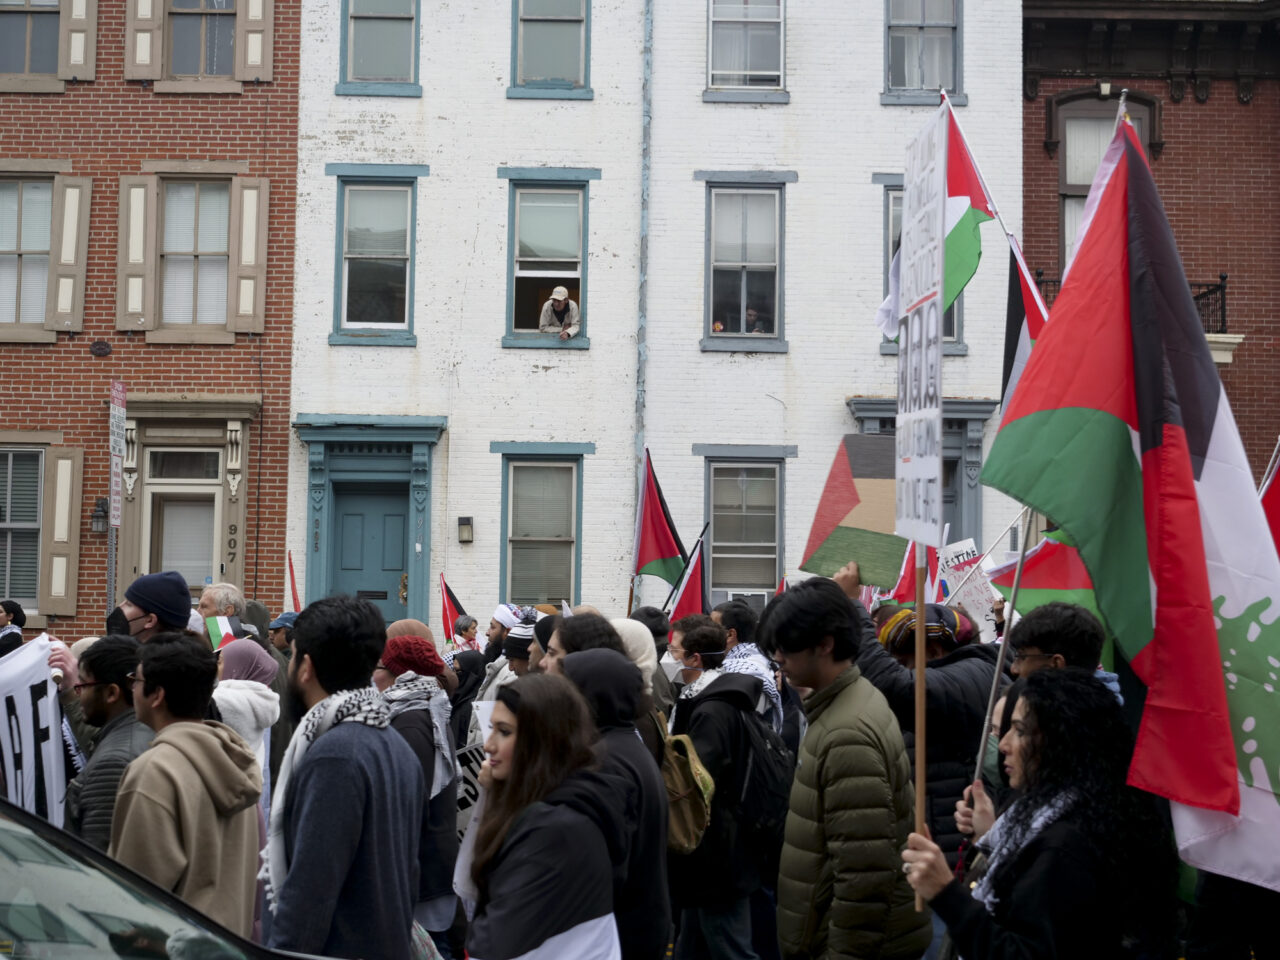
left=633, top=449, right=687, bottom=585
left=668, top=538, right=707, bottom=623
left=1262, top=464, right=1280, bottom=560
left=884, top=540, right=941, bottom=605
left=440, top=574, right=466, bottom=645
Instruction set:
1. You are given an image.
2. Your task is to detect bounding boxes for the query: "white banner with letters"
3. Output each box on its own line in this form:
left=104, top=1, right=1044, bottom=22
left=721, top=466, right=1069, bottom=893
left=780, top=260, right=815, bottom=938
left=0, top=637, right=66, bottom=826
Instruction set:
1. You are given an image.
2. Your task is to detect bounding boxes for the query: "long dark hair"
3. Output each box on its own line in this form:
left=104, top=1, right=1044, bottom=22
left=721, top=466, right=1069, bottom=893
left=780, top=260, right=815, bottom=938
left=471, top=673, right=597, bottom=890
left=999, top=668, right=1175, bottom=948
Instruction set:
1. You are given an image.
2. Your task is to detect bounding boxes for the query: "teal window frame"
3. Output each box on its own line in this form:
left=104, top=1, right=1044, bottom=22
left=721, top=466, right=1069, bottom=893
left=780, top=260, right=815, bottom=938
left=873, top=171, right=966, bottom=355
left=881, top=0, right=966, bottom=106
left=327, top=163, right=429, bottom=348
left=703, top=0, right=790, bottom=105
left=492, top=441, right=594, bottom=605
left=499, top=166, right=599, bottom=350
left=507, top=0, right=593, bottom=100
left=336, top=0, right=423, bottom=97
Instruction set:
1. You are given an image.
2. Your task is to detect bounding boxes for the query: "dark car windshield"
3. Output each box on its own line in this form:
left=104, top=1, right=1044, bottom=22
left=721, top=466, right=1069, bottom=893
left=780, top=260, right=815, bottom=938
left=0, top=802, right=251, bottom=959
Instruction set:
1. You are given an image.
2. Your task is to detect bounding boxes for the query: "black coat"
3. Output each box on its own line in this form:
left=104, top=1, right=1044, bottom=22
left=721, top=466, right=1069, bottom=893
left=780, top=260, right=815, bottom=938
left=855, top=608, right=1005, bottom=866
left=563, top=649, right=671, bottom=960
left=667, top=672, right=765, bottom=908
left=389, top=709, right=460, bottom=904
left=931, top=819, right=1129, bottom=959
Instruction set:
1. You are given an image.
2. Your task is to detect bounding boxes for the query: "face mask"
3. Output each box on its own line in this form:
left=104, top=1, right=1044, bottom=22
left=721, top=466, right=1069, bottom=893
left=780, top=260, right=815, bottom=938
left=105, top=606, right=132, bottom=636
left=982, top=732, right=1002, bottom=786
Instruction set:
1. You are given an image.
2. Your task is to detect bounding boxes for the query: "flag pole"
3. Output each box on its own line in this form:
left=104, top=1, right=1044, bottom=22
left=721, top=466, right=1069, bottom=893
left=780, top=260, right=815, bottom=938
left=627, top=575, right=637, bottom=617
left=1260, top=434, right=1280, bottom=493
left=942, top=507, right=1030, bottom=606
left=664, top=523, right=710, bottom=611
left=971, top=508, right=1034, bottom=785
left=913, top=539, right=928, bottom=912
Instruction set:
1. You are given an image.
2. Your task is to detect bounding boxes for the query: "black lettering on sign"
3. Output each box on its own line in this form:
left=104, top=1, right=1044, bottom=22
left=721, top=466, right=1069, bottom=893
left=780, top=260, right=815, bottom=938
left=5, top=695, right=22, bottom=805
left=29, top=683, right=50, bottom=819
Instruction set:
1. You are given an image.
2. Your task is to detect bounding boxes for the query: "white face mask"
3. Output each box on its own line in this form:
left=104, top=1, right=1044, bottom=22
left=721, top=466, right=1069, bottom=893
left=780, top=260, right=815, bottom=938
left=658, top=652, right=683, bottom=681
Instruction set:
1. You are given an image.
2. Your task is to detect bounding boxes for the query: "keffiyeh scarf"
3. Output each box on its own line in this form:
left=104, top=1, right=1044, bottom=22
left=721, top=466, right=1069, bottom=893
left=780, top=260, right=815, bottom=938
left=261, top=686, right=390, bottom=912
left=382, top=672, right=457, bottom=799
left=972, top=791, right=1075, bottom=914
left=668, top=668, right=722, bottom=733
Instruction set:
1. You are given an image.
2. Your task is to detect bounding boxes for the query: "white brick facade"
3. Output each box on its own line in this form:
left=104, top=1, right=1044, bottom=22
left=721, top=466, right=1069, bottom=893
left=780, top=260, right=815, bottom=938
left=288, top=0, right=1024, bottom=623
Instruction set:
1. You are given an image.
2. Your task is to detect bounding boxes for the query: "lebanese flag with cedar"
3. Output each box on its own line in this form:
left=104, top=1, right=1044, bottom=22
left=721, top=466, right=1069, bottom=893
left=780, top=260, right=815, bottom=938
left=982, top=116, right=1280, bottom=891
left=668, top=537, right=707, bottom=623
left=633, top=449, right=687, bottom=585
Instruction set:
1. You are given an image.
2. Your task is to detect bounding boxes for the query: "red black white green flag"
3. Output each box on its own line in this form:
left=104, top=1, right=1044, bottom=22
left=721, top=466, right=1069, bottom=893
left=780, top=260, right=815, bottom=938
left=439, top=574, right=466, bottom=645
left=633, top=449, right=687, bottom=586
left=667, top=531, right=708, bottom=623
left=1000, top=234, right=1049, bottom=411
left=982, top=116, right=1280, bottom=891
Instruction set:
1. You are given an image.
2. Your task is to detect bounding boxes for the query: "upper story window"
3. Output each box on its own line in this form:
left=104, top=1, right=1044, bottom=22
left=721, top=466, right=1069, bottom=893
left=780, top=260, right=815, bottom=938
left=0, top=179, right=52, bottom=327
left=161, top=180, right=230, bottom=325
left=124, top=0, right=273, bottom=91
left=513, top=187, right=582, bottom=332
left=338, top=0, right=421, bottom=97
left=168, top=0, right=235, bottom=77
left=884, top=0, right=963, bottom=106
left=887, top=187, right=956, bottom=340
left=342, top=184, right=412, bottom=330
left=0, top=0, right=59, bottom=77
left=709, top=187, right=780, bottom=340
left=0, top=449, right=42, bottom=609
left=708, top=460, right=780, bottom=609
left=708, top=1, right=783, bottom=90
left=1059, top=102, right=1148, bottom=268
left=509, top=0, right=592, bottom=100
left=505, top=458, right=577, bottom=606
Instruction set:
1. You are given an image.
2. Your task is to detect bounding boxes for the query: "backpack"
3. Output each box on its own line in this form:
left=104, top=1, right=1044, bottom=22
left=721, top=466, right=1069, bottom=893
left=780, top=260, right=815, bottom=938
left=731, top=707, right=794, bottom=866
left=661, top=733, right=715, bottom=854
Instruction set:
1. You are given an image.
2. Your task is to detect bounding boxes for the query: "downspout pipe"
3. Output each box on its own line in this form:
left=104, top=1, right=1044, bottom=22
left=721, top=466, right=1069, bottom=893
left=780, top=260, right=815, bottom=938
left=633, top=0, right=654, bottom=600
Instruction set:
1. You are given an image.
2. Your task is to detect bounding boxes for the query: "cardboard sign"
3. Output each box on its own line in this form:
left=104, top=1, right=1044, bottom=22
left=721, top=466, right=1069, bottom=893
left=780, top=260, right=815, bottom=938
left=946, top=554, right=1002, bottom=644
left=0, top=637, right=67, bottom=826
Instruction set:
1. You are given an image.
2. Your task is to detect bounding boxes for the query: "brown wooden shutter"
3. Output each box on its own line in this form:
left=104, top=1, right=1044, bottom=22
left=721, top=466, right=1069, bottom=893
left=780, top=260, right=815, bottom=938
left=38, top=447, right=83, bottom=617
left=45, top=175, right=92, bottom=333
left=227, top=177, right=269, bottom=333
left=234, top=0, right=273, bottom=82
left=116, top=176, right=158, bottom=331
left=123, top=0, right=163, bottom=81
left=57, top=0, right=98, bottom=81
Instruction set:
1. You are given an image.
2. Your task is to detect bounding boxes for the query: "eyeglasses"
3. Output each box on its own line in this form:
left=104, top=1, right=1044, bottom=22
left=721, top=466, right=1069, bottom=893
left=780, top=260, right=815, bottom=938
left=72, top=681, right=110, bottom=693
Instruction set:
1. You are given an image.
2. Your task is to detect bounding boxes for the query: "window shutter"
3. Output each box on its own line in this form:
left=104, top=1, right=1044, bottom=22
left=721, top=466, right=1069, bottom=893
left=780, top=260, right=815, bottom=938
left=58, top=0, right=98, bottom=81
left=123, top=0, right=163, bottom=81
left=227, top=177, right=268, bottom=333
left=45, top=175, right=93, bottom=333
left=38, top=447, right=83, bottom=618
left=234, top=0, right=274, bottom=82
left=117, top=176, right=158, bottom=331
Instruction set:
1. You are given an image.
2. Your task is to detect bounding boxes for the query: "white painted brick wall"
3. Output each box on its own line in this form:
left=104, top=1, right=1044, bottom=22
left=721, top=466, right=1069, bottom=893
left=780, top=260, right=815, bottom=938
left=288, top=0, right=1024, bottom=620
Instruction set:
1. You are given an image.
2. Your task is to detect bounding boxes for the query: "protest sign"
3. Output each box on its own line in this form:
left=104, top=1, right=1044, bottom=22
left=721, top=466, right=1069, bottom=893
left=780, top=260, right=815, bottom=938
left=455, top=741, right=487, bottom=841
left=0, top=637, right=66, bottom=826
left=895, top=104, right=948, bottom=548
left=946, top=554, right=1002, bottom=643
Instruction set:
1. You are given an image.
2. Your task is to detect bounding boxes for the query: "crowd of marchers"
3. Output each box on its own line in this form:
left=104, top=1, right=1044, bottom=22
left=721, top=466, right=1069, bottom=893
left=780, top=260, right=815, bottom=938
left=1, top=556, right=1276, bottom=960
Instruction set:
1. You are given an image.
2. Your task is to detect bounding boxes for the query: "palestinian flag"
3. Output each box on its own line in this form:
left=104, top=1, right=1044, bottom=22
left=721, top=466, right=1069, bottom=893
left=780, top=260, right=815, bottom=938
left=942, top=100, right=996, bottom=310
left=633, top=449, right=687, bottom=585
left=988, top=532, right=1102, bottom=622
left=982, top=116, right=1280, bottom=891
left=1001, top=235, right=1050, bottom=411
left=440, top=574, right=466, bottom=645
left=668, top=534, right=707, bottom=623
left=205, top=616, right=238, bottom=650
left=884, top=539, right=942, bottom=607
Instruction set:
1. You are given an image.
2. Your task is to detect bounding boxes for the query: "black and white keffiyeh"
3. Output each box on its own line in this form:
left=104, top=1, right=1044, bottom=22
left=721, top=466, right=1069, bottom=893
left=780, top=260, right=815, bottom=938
left=972, top=791, right=1076, bottom=913
left=261, top=686, right=390, bottom=911
left=381, top=672, right=457, bottom=799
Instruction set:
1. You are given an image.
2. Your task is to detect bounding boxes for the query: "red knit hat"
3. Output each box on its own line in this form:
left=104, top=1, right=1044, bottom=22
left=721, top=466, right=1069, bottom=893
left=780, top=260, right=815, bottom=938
left=381, top=634, right=445, bottom=677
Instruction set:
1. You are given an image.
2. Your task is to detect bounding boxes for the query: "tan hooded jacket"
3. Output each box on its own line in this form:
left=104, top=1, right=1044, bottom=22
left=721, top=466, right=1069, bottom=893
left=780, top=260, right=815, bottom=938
left=109, top=720, right=263, bottom=937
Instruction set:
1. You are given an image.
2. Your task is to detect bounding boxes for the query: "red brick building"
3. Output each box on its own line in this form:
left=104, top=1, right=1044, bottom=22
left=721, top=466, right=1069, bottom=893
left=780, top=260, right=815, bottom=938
left=0, top=0, right=297, bottom=636
left=1023, top=1, right=1280, bottom=478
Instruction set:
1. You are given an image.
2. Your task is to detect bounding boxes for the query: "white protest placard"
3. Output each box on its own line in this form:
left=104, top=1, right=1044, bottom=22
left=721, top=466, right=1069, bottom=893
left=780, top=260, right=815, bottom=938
left=109, top=380, right=127, bottom=528
left=946, top=554, right=1002, bottom=644
left=454, top=741, right=487, bottom=841
left=0, top=637, right=67, bottom=826
left=895, top=104, right=948, bottom=548
left=940, top=538, right=979, bottom=573
left=470, top=699, right=496, bottom=746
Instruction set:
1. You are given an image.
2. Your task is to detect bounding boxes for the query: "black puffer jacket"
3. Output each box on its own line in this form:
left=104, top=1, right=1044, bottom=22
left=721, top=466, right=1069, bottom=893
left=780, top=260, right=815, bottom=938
left=855, top=606, right=1006, bottom=866
left=668, top=673, right=765, bottom=908
left=564, top=649, right=671, bottom=960
left=64, top=711, right=153, bottom=850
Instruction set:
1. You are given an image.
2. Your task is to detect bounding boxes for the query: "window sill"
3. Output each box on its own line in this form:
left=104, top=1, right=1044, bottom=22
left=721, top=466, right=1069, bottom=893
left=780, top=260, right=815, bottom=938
left=880, top=91, right=967, bottom=107
left=146, top=327, right=237, bottom=345
left=0, top=77, right=65, bottom=93
left=334, top=81, right=422, bottom=98
left=1206, top=333, right=1245, bottom=364
left=0, top=325, right=57, bottom=343
left=501, top=333, right=590, bottom=350
left=879, top=340, right=969, bottom=356
left=506, top=86, right=594, bottom=100
left=329, top=330, right=418, bottom=347
left=700, top=336, right=788, bottom=354
left=153, top=79, right=244, bottom=95
left=702, top=88, right=790, bottom=104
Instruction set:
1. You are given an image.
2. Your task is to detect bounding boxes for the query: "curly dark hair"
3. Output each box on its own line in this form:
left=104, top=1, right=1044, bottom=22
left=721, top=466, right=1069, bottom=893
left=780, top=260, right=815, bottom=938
left=756, top=577, right=861, bottom=661
left=555, top=613, right=625, bottom=657
left=997, top=668, right=1176, bottom=950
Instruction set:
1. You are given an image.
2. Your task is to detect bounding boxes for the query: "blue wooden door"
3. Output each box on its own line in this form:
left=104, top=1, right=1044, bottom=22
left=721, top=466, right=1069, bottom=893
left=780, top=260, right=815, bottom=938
left=330, top=486, right=408, bottom=624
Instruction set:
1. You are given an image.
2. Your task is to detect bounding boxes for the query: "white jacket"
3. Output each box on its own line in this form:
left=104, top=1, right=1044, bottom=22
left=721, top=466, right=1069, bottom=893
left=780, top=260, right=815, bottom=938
left=212, top=679, right=280, bottom=771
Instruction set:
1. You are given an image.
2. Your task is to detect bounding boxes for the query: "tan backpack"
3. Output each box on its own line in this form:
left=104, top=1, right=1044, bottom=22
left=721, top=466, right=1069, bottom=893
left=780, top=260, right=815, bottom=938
left=662, top=733, right=716, bottom=854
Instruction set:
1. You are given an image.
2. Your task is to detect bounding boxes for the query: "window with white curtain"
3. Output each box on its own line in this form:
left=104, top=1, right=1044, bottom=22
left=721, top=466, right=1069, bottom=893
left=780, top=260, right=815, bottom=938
left=515, top=0, right=586, bottom=88
left=506, top=460, right=576, bottom=605
left=709, top=461, right=779, bottom=600
left=0, top=449, right=42, bottom=607
left=1059, top=107, right=1145, bottom=270
left=709, top=187, right=779, bottom=338
left=342, top=184, right=411, bottom=328
left=0, top=180, right=51, bottom=326
left=161, top=181, right=229, bottom=326
left=708, top=0, right=783, bottom=89
left=886, top=0, right=957, bottom=93
left=513, top=186, right=582, bottom=331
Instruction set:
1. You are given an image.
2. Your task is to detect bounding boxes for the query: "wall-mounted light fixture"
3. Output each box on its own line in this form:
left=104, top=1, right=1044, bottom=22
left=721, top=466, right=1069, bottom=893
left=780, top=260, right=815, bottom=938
left=458, top=516, right=474, bottom=543
left=91, top=498, right=109, bottom=535
left=1098, top=80, right=1112, bottom=98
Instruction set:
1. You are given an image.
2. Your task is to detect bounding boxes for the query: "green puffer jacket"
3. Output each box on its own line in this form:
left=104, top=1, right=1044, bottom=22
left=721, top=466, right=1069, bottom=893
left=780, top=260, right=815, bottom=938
left=776, top=665, right=932, bottom=960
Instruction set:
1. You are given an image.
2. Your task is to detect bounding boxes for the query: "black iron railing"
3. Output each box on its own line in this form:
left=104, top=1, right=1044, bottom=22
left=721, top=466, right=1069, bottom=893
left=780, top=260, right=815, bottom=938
left=1035, top=270, right=1228, bottom=334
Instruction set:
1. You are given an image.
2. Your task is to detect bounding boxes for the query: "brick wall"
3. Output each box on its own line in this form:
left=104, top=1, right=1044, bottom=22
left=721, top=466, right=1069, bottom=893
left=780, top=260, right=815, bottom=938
left=1023, top=77, right=1279, bottom=478
left=0, top=2, right=298, bottom=635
